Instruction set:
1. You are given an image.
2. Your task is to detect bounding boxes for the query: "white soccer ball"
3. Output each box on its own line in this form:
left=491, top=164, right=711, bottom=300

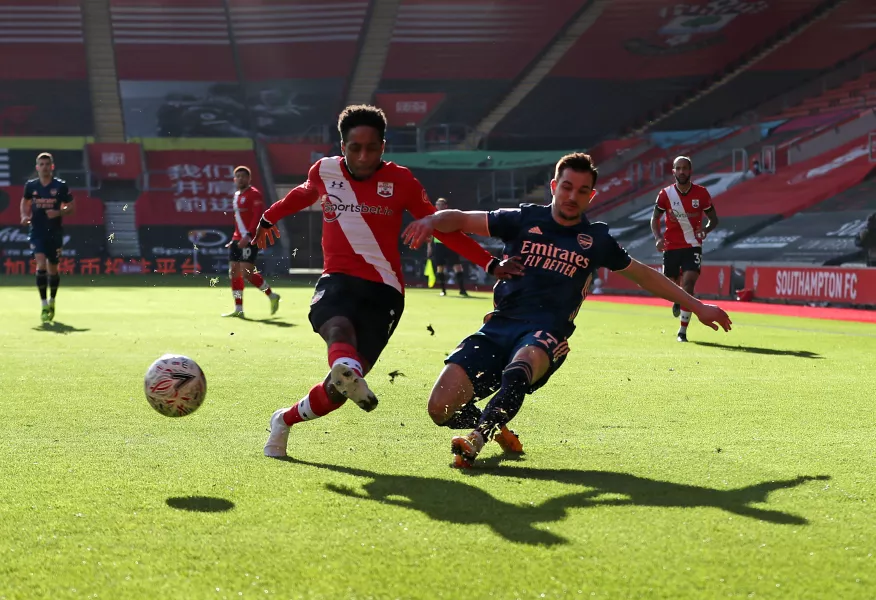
left=144, top=354, right=207, bottom=417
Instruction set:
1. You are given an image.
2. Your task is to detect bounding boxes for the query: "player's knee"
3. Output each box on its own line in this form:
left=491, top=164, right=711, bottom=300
left=427, top=365, right=472, bottom=425
left=427, top=396, right=450, bottom=425
left=319, top=317, right=357, bottom=347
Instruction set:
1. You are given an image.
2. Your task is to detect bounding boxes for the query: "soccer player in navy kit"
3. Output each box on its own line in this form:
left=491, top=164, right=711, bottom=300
left=19, top=153, right=75, bottom=323
left=404, top=153, right=732, bottom=467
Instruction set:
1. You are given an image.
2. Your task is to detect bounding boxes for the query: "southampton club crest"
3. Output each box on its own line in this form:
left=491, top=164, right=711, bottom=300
left=577, top=234, right=593, bottom=250
left=377, top=182, right=394, bottom=198
left=692, top=199, right=700, bottom=209
left=624, top=0, right=769, bottom=56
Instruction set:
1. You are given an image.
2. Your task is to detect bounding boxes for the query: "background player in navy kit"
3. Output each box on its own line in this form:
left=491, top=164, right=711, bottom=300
left=404, top=153, right=732, bottom=467
left=19, top=153, right=75, bottom=323
left=427, top=197, right=468, bottom=297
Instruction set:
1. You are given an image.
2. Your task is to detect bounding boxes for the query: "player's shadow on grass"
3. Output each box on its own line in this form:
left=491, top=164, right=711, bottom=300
left=280, top=458, right=827, bottom=546
left=691, top=340, right=823, bottom=359
left=31, top=322, right=90, bottom=335
left=476, top=463, right=828, bottom=527
left=246, top=318, right=296, bottom=329
left=165, top=496, right=235, bottom=513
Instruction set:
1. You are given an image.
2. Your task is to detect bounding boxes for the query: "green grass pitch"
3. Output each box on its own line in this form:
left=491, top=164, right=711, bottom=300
left=1, top=279, right=874, bottom=599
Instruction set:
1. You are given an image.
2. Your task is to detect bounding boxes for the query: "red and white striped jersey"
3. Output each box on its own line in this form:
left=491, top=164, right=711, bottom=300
left=264, top=157, right=493, bottom=294
left=655, top=183, right=713, bottom=251
left=232, top=186, right=265, bottom=240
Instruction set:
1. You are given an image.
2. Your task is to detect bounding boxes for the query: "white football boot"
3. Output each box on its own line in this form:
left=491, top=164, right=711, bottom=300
left=263, top=408, right=291, bottom=457
left=329, top=363, right=378, bottom=412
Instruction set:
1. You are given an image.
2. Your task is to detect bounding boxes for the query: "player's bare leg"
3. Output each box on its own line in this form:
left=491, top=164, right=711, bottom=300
left=428, top=363, right=478, bottom=427
left=241, top=262, right=280, bottom=315
left=223, top=261, right=245, bottom=317
left=453, top=264, right=468, bottom=297
left=319, top=316, right=377, bottom=411
left=34, top=253, right=50, bottom=322
left=264, top=316, right=377, bottom=457
left=430, top=360, right=532, bottom=468
left=677, top=270, right=699, bottom=342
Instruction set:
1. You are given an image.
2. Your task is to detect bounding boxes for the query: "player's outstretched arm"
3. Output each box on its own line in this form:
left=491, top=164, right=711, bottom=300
left=620, top=259, right=732, bottom=332
left=402, top=210, right=489, bottom=248
left=403, top=210, right=523, bottom=279
left=253, top=178, right=320, bottom=248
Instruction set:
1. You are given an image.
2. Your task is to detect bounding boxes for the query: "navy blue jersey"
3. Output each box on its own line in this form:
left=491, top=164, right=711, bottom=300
left=24, top=177, right=73, bottom=237
left=487, top=204, right=632, bottom=337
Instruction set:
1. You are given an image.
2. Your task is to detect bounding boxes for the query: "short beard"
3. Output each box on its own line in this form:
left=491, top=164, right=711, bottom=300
left=675, top=175, right=690, bottom=186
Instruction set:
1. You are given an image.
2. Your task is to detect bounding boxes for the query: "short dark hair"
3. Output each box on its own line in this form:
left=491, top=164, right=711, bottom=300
left=233, top=165, right=251, bottom=176
left=338, top=105, right=387, bottom=142
left=555, top=153, right=598, bottom=187
left=36, top=152, right=53, bottom=163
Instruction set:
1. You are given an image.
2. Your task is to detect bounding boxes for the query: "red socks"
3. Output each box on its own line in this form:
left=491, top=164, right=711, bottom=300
left=328, top=342, right=366, bottom=377
left=281, top=343, right=367, bottom=427
left=247, top=272, right=272, bottom=296
left=283, top=381, right=345, bottom=426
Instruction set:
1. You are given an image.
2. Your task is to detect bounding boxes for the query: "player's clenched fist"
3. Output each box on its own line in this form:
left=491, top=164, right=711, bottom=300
left=253, top=217, right=280, bottom=249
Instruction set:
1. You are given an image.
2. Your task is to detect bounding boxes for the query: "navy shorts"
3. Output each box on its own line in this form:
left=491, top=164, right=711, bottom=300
left=30, top=234, right=63, bottom=265
left=445, top=315, right=570, bottom=399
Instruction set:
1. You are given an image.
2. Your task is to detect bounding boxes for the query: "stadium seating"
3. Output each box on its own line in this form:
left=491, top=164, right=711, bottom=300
left=227, top=0, right=369, bottom=80
left=491, top=0, right=829, bottom=146
left=110, top=0, right=236, bottom=81
left=0, top=0, right=92, bottom=135
left=772, top=71, right=876, bottom=119
left=377, top=0, right=583, bottom=131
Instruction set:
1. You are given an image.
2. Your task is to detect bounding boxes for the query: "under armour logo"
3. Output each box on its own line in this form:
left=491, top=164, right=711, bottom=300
left=330, top=181, right=345, bottom=189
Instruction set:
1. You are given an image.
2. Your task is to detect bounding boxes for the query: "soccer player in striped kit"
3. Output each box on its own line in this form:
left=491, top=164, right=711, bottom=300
left=222, top=165, right=280, bottom=318
left=257, top=105, right=521, bottom=458
left=651, top=156, right=720, bottom=342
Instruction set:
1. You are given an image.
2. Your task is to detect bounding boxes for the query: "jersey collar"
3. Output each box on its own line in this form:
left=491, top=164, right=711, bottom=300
left=341, top=159, right=386, bottom=182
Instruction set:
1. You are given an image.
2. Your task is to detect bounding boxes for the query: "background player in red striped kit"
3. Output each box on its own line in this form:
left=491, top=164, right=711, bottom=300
left=651, top=156, right=719, bottom=342
left=256, top=105, right=521, bottom=458
left=222, top=166, right=280, bottom=318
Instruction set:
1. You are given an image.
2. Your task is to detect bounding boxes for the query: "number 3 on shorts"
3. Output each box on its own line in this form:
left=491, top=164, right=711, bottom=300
left=694, top=252, right=702, bottom=266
